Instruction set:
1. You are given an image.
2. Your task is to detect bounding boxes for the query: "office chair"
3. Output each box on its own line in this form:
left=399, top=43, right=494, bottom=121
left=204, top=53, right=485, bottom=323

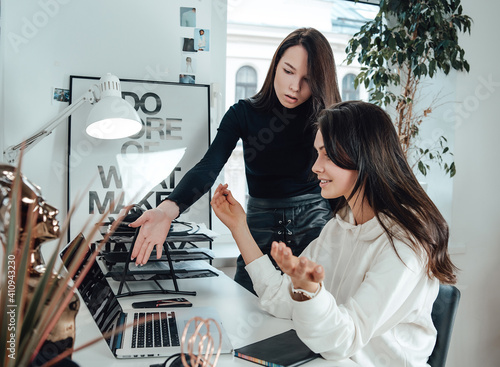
left=427, top=284, right=461, bottom=367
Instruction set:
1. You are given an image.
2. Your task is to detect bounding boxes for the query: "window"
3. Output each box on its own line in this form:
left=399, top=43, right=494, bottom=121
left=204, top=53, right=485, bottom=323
left=235, top=66, right=257, bottom=102
left=342, top=73, right=359, bottom=101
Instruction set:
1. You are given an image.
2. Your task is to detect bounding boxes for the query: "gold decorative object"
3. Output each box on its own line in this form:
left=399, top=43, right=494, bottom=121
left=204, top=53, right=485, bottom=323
left=0, top=164, right=79, bottom=366
left=0, top=164, right=59, bottom=274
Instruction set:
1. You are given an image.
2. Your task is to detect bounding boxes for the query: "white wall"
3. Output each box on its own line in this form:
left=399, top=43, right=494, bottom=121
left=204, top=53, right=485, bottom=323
left=1, top=0, right=227, bottom=218
left=446, top=0, right=500, bottom=365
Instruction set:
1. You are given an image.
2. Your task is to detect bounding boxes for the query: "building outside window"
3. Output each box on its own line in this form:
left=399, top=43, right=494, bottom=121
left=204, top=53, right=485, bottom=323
left=235, top=66, right=257, bottom=102
left=342, top=73, right=359, bottom=101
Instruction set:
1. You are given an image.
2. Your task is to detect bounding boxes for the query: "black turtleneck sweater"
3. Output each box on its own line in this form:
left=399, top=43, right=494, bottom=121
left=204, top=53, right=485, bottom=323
left=168, top=99, right=320, bottom=214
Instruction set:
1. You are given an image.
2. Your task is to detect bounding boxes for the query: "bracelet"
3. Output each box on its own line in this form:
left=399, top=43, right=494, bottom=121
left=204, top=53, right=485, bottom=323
left=291, top=282, right=322, bottom=301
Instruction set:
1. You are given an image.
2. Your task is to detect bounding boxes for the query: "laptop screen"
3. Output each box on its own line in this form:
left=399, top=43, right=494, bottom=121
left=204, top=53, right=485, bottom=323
left=60, top=235, right=123, bottom=348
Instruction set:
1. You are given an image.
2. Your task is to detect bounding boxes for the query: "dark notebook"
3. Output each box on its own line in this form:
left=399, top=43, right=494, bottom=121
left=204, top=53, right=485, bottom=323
left=234, top=329, right=320, bottom=367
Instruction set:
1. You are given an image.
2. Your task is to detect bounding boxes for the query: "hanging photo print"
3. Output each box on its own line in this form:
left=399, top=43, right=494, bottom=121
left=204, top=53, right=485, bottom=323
left=194, top=28, right=209, bottom=51
left=180, top=7, right=196, bottom=27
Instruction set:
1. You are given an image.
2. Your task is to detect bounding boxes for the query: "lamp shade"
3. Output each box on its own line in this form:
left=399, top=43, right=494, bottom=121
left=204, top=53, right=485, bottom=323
left=85, top=74, right=142, bottom=139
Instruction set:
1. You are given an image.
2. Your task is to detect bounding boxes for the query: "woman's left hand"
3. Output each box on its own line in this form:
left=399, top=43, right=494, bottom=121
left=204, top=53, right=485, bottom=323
left=271, top=241, right=324, bottom=293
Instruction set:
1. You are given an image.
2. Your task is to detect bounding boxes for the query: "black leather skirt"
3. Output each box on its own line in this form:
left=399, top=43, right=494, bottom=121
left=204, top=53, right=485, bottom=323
left=234, top=193, right=332, bottom=294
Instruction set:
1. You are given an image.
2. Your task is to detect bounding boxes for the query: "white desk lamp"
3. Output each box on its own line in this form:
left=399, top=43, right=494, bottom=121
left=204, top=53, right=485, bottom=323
left=3, top=73, right=142, bottom=164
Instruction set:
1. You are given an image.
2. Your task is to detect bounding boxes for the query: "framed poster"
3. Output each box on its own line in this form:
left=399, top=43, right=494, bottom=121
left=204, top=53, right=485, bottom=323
left=67, top=76, right=211, bottom=241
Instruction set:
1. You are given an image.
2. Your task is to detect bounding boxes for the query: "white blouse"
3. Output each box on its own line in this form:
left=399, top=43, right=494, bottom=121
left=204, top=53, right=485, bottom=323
left=246, top=207, right=439, bottom=367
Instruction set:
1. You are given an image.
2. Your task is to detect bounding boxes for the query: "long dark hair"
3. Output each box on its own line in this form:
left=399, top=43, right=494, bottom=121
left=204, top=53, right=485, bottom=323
left=252, top=28, right=341, bottom=125
left=317, top=101, right=457, bottom=284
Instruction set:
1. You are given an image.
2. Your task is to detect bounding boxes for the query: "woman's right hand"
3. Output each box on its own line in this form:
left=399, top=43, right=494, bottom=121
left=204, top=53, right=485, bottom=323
left=129, top=200, right=179, bottom=265
left=211, top=183, right=246, bottom=232
left=271, top=241, right=324, bottom=294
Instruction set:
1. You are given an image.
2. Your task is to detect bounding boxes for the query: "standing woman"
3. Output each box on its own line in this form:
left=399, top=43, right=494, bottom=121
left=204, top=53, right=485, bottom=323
left=130, top=28, right=341, bottom=293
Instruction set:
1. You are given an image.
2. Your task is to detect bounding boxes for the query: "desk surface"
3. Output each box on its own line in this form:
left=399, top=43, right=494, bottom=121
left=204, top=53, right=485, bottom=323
left=72, top=267, right=358, bottom=367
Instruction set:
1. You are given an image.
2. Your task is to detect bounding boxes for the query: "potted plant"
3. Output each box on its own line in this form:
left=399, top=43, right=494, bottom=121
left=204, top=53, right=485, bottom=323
left=345, top=0, right=472, bottom=177
left=0, top=161, right=123, bottom=367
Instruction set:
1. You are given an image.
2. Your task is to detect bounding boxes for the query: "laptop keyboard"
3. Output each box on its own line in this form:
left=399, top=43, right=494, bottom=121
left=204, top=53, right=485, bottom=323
left=132, top=311, right=180, bottom=348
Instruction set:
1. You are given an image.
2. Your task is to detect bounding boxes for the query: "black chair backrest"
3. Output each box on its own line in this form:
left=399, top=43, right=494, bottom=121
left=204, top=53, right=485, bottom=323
left=427, top=285, right=461, bottom=367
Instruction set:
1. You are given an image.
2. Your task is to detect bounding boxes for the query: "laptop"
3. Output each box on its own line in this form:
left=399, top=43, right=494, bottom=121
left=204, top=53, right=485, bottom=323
left=60, top=234, right=233, bottom=358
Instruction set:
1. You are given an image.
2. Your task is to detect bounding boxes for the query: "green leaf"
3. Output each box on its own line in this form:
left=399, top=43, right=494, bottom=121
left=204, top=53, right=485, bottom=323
left=360, top=36, right=370, bottom=49
left=372, top=89, right=384, bottom=101
left=397, top=52, right=405, bottom=65
left=429, top=59, right=437, bottom=77
left=420, top=63, right=428, bottom=77
left=378, top=54, right=384, bottom=66
left=418, top=160, right=428, bottom=176
left=416, top=42, right=425, bottom=55
left=449, top=162, right=456, bottom=177
left=388, top=35, right=396, bottom=49
left=464, top=60, right=470, bottom=72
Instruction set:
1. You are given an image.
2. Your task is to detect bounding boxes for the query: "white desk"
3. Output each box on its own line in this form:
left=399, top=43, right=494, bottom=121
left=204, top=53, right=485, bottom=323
left=72, top=267, right=358, bottom=367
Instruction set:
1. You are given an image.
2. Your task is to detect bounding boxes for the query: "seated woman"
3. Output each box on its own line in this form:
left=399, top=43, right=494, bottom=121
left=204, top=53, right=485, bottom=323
left=210, top=100, right=457, bottom=366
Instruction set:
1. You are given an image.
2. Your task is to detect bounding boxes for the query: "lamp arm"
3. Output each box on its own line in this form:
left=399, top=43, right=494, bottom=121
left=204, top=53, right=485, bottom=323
left=3, top=88, right=97, bottom=165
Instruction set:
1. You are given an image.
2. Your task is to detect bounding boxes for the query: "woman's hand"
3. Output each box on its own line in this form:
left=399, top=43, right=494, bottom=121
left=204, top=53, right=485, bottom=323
left=211, top=184, right=264, bottom=266
left=271, top=241, right=324, bottom=293
left=129, top=200, right=179, bottom=265
left=210, top=184, right=246, bottom=232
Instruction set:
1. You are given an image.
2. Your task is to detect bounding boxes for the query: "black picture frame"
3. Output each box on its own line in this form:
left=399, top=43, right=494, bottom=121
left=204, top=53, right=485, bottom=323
left=67, top=76, right=211, bottom=242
